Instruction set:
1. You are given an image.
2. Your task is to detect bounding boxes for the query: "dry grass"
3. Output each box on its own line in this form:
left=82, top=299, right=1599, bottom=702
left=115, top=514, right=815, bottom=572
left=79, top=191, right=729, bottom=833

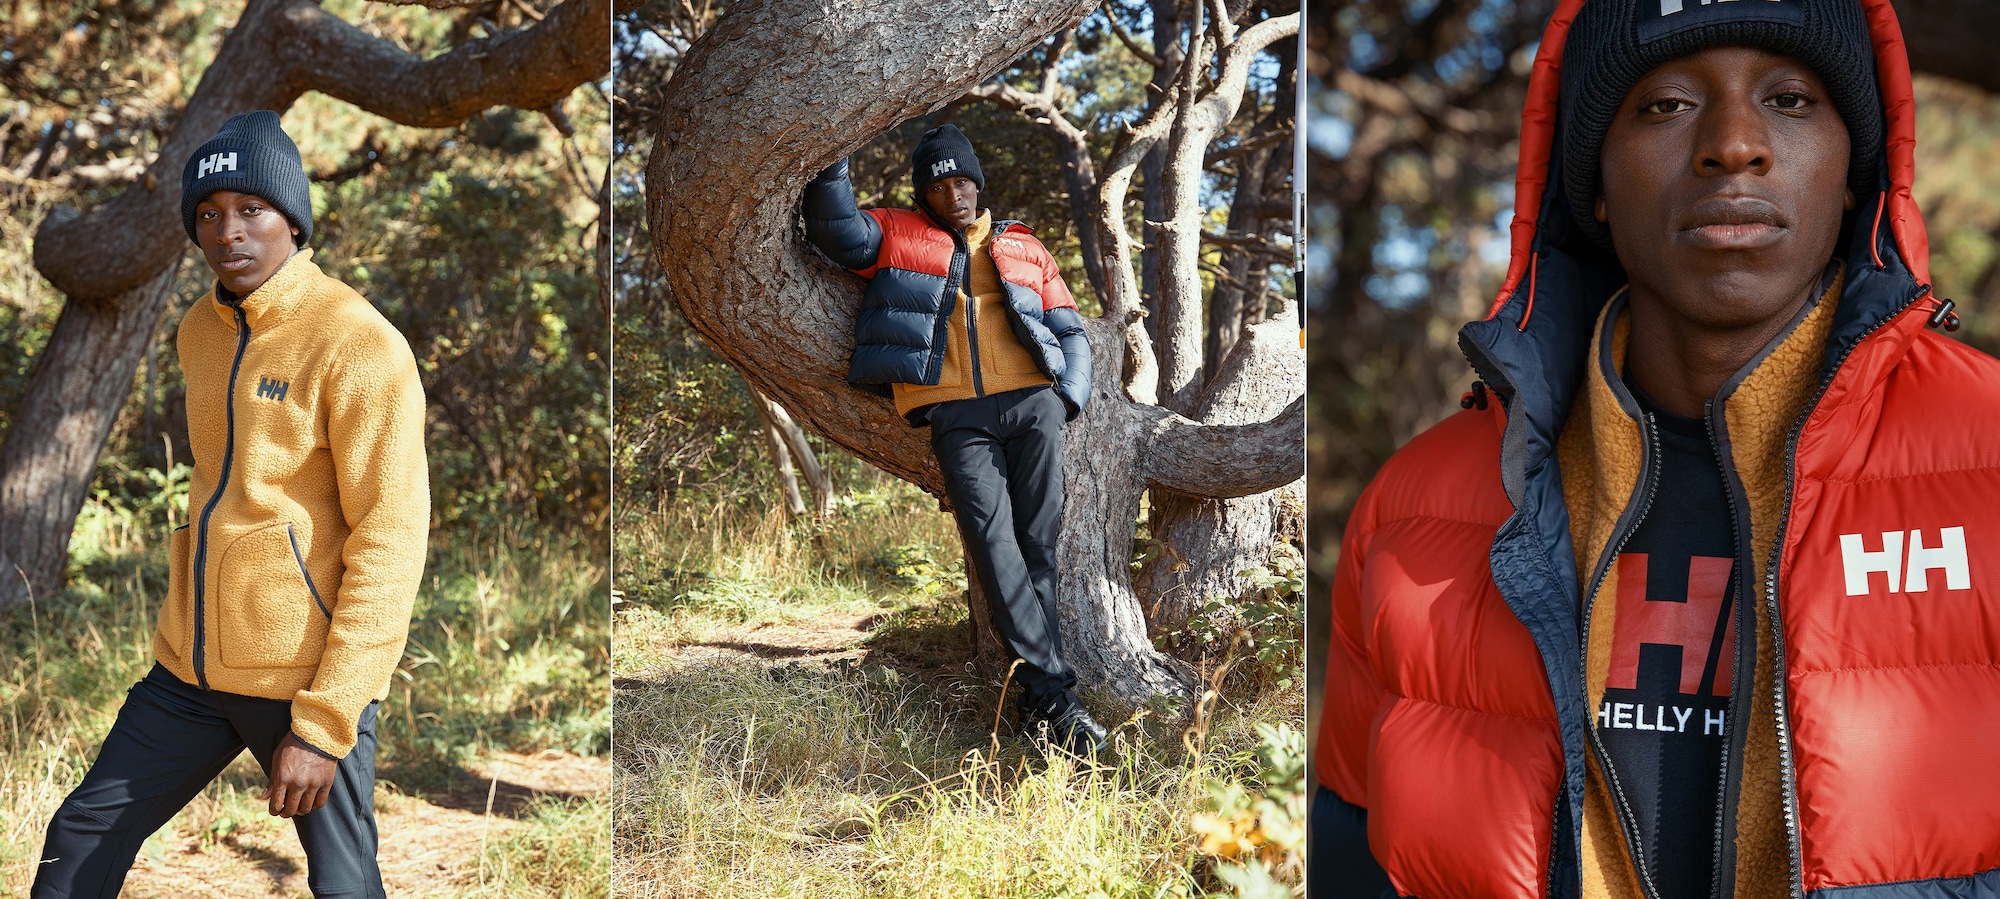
left=611, top=478, right=1304, bottom=899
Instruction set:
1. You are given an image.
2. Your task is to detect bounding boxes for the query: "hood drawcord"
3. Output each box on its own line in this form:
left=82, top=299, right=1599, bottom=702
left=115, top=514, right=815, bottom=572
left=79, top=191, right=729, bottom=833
left=1460, top=380, right=1491, bottom=411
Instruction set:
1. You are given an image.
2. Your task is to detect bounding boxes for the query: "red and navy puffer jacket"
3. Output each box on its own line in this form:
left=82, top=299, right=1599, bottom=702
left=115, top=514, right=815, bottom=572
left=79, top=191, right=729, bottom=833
left=1316, top=2, right=2000, bottom=897
left=801, top=158, right=1091, bottom=421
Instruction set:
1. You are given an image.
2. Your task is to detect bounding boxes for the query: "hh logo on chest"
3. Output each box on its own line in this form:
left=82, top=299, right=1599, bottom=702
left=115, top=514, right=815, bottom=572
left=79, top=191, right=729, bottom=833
left=1839, top=527, right=1970, bottom=596
left=255, top=377, right=290, bottom=402
left=196, top=152, right=238, bottom=179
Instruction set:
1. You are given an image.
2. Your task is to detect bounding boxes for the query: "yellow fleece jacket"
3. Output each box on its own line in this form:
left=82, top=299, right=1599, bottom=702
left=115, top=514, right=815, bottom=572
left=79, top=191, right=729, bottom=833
left=157, top=248, right=429, bottom=759
left=1561, top=268, right=1841, bottom=899
left=892, top=211, right=1053, bottom=416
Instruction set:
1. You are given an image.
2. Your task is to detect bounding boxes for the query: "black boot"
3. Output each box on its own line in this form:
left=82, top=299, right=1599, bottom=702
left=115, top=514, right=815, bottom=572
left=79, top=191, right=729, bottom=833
left=1022, top=698, right=1109, bottom=757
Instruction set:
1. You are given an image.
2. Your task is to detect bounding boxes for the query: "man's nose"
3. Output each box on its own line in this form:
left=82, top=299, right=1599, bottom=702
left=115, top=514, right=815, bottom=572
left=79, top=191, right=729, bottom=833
left=1694, top=95, right=1774, bottom=178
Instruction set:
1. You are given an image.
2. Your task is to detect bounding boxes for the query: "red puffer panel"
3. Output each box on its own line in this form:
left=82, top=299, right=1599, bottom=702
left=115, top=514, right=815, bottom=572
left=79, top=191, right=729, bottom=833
left=1780, top=324, right=2000, bottom=890
left=1322, top=406, right=1562, bottom=898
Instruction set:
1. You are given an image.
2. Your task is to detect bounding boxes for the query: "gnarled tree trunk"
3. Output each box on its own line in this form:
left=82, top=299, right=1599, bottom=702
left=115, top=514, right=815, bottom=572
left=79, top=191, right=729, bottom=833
left=646, top=0, right=1303, bottom=706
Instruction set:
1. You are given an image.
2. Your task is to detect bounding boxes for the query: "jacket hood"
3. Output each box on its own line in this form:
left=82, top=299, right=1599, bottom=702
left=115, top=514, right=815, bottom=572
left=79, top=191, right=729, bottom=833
left=1458, top=0, right=1942, bottom=494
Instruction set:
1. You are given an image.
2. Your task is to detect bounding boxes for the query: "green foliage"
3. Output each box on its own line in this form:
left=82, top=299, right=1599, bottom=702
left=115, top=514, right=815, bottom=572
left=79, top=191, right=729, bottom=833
left=1191, top=722, right=1307, bottom=899
left=866, top=542, right=967, bottom=597
left=1164, top=542, right=1305, bottom=695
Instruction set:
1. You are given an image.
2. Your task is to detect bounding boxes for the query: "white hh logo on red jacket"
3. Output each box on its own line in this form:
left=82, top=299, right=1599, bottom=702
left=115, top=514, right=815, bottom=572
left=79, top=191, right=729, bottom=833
left=1839, top=527, right=1971, bottom=596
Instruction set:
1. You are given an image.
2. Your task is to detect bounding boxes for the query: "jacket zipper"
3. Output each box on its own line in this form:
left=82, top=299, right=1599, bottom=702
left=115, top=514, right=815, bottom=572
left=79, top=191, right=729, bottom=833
left=287, top=523, right=331, bottom=620
left=1758, top=284, right=1932, bottom=899
left=191, top=303, right=251, bottom=690
left=1580, top=411, right=1668, bottom=899
left=963, top=228, right=985, bottom=397
left=1704, top=401, right=1753, bottom=899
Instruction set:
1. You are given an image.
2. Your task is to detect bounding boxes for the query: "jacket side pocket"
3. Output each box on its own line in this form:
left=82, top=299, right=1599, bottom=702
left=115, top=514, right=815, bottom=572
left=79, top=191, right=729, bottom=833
left=155, top=526, right=194, bottom=663
left=216, top=521, right=331, bottom=670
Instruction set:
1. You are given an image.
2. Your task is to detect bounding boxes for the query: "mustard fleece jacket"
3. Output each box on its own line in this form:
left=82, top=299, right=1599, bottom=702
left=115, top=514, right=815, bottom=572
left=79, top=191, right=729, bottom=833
left=156, top=249, right=429, bottom=759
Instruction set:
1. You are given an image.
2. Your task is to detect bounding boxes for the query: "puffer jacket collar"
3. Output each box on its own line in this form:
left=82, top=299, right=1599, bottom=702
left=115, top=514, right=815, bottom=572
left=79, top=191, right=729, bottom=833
left=1448, top=2, right=1944, bottom=896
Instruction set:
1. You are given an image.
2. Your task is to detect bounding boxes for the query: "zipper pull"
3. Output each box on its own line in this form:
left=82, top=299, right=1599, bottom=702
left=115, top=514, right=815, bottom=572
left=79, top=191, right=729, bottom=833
left=1926, top=297, right=1961, bottom=332
left=1460, top=380, right=1490, bottom=410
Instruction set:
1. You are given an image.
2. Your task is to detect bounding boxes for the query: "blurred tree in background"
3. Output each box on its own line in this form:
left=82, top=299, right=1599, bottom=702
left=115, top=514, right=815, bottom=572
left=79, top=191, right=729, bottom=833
left=1304, top=0, right=2000, bottom=739
left=1, top=0, right=611, bottom=576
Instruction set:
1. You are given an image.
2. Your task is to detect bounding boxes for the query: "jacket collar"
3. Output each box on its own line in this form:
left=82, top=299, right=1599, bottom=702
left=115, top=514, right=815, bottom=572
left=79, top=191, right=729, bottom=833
left=211, top=248, right=319, bottom=331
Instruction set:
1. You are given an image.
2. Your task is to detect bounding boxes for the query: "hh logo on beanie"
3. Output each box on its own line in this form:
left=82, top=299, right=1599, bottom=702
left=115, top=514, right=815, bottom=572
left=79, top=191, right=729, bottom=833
left=1642, top=0, right=1803, bottom=43
left=931, top=158, right=959, bottom=179
left=195, top=152, right=239, bottom=179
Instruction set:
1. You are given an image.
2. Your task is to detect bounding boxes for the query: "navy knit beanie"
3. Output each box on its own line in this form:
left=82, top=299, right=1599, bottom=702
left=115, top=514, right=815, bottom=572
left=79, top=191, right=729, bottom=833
left=181, top=110, right=313, bottom=247
left=910, top=124, right=984, bottom=199
left=1559, top=0, right=1881, bottom=251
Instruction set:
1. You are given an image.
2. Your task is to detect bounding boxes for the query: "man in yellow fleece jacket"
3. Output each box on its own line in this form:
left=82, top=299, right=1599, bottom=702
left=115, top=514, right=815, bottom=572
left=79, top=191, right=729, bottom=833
left=34, top=110, right=427, bottom=899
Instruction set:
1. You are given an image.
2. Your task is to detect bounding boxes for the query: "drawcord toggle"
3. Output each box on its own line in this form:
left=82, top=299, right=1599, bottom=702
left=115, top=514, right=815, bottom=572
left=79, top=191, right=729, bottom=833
left=1460, top=380, right=1490, bottom=410
left=1927, top=297, right=1961, bottom=332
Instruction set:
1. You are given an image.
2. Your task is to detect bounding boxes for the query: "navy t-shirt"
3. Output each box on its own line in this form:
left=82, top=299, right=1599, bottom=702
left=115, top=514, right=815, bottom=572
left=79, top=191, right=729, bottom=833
left=1593, top=389, right=1738, bottom=899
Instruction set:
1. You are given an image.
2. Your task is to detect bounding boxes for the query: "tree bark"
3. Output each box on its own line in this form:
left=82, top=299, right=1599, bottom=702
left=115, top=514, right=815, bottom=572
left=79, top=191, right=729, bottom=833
left=752, top=386, right=834, bottom=519
left=0, top=264, right=181, bottom=607
left=0, top=0, right=611, bottom=610
left=753, top=390, right=810, bottom=518
left=645, top=0, right=1302, bottom=706
left=1154, top=11, right=1300, bottom=416
left=1138, top=307, right=1304, bottom=637
left=1894, top=0, right=2000, bottom=94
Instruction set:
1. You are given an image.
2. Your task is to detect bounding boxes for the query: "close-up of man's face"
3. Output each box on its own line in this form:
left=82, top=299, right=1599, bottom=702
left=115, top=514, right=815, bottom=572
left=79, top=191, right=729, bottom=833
left=194, top=188, right=299, bottom=296
left=1596, top=45, right=1854, bottom=330
left=924, top=174, right=980, bottom=229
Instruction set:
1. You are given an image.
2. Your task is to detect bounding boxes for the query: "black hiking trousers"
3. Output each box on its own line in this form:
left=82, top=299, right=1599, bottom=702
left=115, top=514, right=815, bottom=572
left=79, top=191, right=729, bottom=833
left=928, top=385, right=1079, bottom=716
left=33, top=663, right=384, bottom=899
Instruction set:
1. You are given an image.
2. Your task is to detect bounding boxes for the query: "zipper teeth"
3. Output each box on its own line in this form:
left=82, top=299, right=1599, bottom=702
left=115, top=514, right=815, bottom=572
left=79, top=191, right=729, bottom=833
left=1705, top=403, right=1745, bottom=899
left=1762, top=285, right=1931, bottom=899
left=1582, top=411, right=1667, bottom=899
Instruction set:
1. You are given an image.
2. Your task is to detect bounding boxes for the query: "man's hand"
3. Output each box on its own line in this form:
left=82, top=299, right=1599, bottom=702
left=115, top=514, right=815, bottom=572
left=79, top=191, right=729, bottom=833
left=261, top=733, right=337, bottom=817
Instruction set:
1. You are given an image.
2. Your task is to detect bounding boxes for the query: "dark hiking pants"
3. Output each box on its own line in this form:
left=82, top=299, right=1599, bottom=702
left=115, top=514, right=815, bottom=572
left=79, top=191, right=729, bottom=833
left=929, top=385, right=1078, bottom=715
left=34, top=663, right=384, bottom=899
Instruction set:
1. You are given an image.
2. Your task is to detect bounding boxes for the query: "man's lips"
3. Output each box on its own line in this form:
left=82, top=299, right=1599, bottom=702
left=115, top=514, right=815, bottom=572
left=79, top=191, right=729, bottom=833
left=1676, top=196, right=1789, bottom=250
left=215, top=252, right=254, bottom=272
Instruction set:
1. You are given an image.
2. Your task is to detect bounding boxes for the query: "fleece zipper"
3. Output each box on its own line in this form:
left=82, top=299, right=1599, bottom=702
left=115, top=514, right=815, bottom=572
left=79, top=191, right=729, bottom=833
left=1704, top=401, right=1754, bottom=899
left=1580, top=411, right=1670, bottom=899
left=191, top=303, right=250, bottom=690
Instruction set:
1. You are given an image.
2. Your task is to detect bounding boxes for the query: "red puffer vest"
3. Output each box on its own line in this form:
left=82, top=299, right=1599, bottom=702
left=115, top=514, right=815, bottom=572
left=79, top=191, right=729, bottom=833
left=1315, top=2, right=2000, bottom=897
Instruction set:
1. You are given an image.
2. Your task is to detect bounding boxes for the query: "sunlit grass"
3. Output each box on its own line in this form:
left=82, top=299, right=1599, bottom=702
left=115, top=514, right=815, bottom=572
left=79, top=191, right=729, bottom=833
left=611, top=477, right=1303, bottom=898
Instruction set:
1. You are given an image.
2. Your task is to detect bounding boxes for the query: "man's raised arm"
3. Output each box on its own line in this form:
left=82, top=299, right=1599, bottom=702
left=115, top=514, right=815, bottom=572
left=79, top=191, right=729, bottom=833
left=802, top=158, right=883, bottom=271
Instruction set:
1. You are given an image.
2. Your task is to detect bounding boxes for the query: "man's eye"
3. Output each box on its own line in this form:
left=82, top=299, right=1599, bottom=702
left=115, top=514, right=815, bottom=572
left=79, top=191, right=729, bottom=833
left=1646, top=98, right=1691, bottom=115
left=1771, top=93, right=1808, bottom=110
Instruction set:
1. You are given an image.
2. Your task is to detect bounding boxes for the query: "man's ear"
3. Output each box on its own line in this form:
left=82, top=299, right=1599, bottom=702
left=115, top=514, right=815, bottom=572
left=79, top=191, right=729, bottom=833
left=1844, top=187, right=1855, bottom=212
left=1594, top=195, right=1607, bottom=224
left=290, top=224, right=301, bottom=237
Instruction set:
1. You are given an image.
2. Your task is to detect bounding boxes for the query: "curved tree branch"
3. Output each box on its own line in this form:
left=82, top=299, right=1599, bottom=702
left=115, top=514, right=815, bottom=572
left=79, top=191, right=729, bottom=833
left=32, top=0, right=610, bottom=300
left=1144, top=394, right=1303, bottom=498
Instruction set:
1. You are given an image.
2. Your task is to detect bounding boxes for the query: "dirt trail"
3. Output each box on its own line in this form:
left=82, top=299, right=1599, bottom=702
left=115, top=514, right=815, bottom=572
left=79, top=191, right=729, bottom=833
left=118, top=749, right=607, bottom=898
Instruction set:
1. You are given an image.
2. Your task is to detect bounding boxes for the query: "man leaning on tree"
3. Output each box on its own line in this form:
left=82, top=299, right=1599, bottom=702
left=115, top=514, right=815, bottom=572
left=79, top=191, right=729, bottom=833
left=800, top=123, right=1107, bottom=756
